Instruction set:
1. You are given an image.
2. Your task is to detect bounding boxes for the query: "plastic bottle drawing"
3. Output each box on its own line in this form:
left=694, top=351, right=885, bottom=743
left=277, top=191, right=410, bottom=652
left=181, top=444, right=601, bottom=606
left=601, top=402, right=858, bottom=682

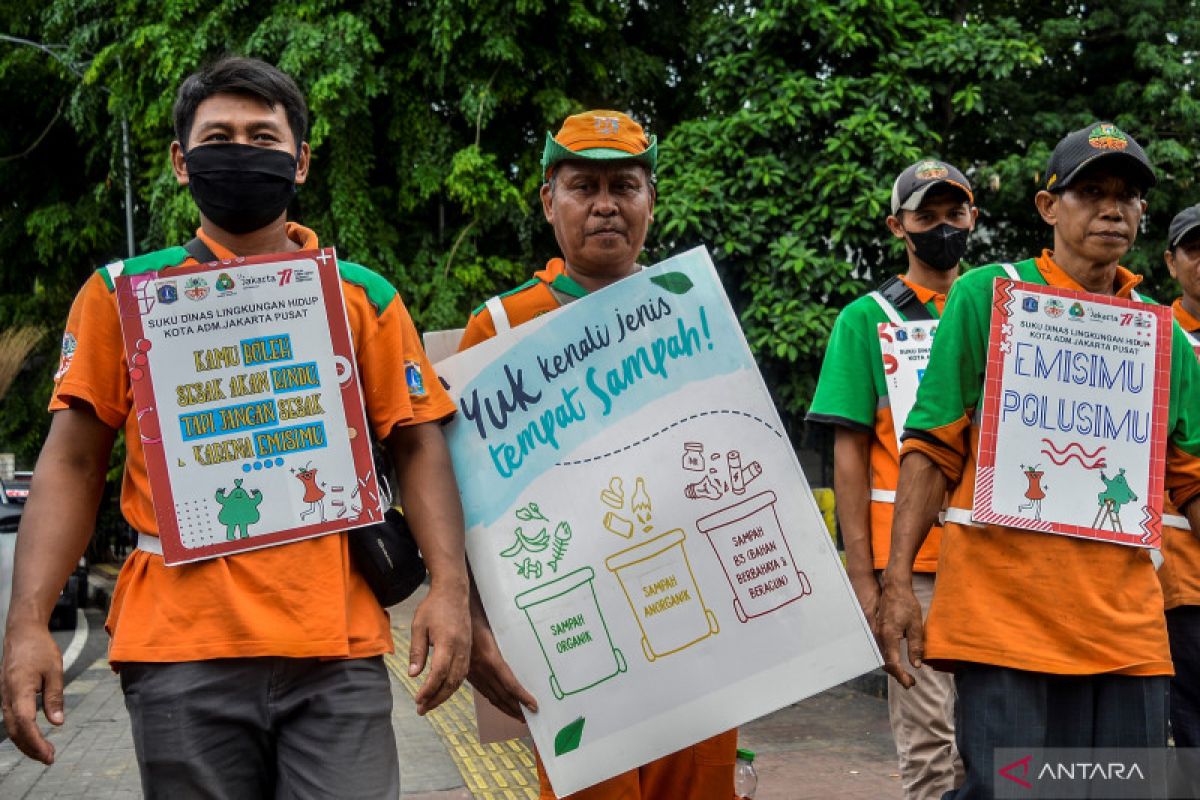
left=728, top=450, right=746, bottom=495
left=734, top=748, right=758, bottom=799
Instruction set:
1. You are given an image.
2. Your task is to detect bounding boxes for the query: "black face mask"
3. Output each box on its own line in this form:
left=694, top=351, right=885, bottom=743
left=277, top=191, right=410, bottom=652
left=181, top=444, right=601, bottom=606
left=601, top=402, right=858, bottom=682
left=184, top=144, right=298, bottom=234
left=906, top=223, right=970, bottom=271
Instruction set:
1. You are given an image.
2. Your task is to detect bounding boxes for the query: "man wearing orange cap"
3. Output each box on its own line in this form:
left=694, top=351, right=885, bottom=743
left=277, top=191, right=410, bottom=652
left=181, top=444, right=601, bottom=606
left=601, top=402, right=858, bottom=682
left=458, top=110, right=737, bottom=800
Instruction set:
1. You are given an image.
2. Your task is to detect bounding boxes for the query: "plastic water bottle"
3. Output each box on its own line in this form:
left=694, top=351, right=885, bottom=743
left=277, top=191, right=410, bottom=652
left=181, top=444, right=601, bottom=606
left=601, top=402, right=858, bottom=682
left=734, top=748, right=758, bottom=799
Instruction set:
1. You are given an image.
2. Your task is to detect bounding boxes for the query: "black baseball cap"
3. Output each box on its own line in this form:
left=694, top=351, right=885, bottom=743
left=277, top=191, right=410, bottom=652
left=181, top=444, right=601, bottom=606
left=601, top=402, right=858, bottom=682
left=1169, top=205, right=1200, bottom=249
left=890, top=159, right=973, bottom=214
left=1044, top=122, right=1156, bottom=193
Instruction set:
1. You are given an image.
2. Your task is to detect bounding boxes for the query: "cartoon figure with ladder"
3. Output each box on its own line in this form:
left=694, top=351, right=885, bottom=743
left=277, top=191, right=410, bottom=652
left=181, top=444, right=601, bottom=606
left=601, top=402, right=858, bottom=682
left=1092, top=468, right=1138, bottom=532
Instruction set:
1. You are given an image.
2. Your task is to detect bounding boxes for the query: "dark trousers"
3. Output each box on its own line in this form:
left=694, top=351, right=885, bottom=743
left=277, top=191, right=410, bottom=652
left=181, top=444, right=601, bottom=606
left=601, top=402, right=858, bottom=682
left=120, top=656, right=399, bottom=799
left=1168, top=606, right=1200, bottom=796
left=944, top=664, right=1169, bottom=800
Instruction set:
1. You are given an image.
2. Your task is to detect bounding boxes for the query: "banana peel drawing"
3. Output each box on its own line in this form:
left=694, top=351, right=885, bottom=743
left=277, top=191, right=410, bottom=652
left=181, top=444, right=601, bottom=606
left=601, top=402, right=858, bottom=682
left=500, top=525, right=551, bottom=557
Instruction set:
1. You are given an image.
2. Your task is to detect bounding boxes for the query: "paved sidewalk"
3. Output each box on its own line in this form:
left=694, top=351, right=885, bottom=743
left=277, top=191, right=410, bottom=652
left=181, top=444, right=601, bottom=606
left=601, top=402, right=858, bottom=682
left=0, top=586, right=902, bottom=798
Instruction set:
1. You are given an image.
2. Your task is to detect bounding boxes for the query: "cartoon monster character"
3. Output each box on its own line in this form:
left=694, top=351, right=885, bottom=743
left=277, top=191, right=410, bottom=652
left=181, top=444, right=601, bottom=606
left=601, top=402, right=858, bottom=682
left=214, top=479, right=264, bottom=541
left=1017, top=464, right=1047, bottom=520
left=293, top=463, right=326, bottom=521
left=1092, top=468, right=1138, bottom=533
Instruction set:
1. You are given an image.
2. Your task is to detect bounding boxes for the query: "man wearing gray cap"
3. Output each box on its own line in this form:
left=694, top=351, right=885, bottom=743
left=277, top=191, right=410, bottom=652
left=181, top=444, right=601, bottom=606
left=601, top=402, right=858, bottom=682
left=808, top=159, right=976, bottom=799
left=1159, top=202, right=1200, bottom=794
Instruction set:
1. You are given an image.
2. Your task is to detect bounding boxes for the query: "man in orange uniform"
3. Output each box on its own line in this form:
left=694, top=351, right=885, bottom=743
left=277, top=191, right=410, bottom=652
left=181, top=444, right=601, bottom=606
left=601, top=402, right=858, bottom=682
left=458, top=109, right=736, bottom=799
left=1, top=57, right=470, bottom=797
left=808, top=159, right=976, bottom=799
left=1161, top=203, right=1200, bottom=794
left=878, top=123, right=1200, bottom=798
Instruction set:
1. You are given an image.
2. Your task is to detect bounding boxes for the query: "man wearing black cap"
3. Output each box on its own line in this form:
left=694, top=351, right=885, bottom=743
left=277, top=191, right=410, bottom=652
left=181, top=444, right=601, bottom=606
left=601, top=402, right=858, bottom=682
left=1159, top=203, right=1200, bottom=794
left=877, top=123, right=1200, bottom=798
left=808, top=159, right=975, bottom=800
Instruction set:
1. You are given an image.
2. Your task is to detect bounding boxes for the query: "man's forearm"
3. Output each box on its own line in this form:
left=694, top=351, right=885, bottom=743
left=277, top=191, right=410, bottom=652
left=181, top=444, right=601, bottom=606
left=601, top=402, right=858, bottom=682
left=388, top=422, right=469, bottom=592
left=884, top=450, right=946, bottom=584
left=833, top=429, right=874, bottom=579
left=7, top=409, right=115, bottom=629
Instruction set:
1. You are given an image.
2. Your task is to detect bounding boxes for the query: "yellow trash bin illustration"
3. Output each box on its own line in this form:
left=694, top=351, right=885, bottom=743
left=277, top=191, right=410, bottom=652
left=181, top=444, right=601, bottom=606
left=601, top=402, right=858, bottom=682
left=514, top=566, right=627, bottom=700
left=696, top=490, right=812, bottom=623
left=605, top=529, right=719, bottom=662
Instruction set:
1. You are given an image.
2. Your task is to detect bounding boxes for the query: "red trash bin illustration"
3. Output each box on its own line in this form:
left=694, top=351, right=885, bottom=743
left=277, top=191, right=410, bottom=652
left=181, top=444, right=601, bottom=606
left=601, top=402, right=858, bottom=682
left=696, top=490, right=812, bottom=623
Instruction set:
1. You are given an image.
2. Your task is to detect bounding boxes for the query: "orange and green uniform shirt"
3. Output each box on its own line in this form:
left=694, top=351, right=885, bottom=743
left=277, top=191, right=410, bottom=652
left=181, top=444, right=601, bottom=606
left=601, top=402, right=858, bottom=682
left=1159, top=299, right=1200, bottom=610
left=50, top=223, right=455, bottom=664
left=459, top=258, right=737, bottom=800
left=807, top=277, right=947, bottom=572
left=901, top=251, right=1200, bottom=676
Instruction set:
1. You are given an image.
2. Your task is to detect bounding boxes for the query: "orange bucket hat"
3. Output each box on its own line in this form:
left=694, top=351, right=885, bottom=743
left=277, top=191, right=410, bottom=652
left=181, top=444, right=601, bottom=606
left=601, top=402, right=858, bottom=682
left=541, top=110, right=657, bottom=178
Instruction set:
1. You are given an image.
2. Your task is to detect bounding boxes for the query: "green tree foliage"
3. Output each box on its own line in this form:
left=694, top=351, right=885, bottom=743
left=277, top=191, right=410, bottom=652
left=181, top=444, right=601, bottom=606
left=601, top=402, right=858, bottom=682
left=652, top=1, right=1043, bottom=418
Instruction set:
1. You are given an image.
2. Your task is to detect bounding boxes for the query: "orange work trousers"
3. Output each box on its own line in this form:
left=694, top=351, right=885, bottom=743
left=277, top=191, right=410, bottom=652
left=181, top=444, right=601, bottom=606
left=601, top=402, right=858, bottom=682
left=536, top=729, right=737, bottom=799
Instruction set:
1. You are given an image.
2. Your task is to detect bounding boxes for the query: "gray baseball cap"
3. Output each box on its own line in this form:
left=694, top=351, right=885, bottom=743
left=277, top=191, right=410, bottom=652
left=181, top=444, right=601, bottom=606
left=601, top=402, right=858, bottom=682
left=890, top=159, right=973, bottom=215
left=1168, top=204, right=1200, bottom=249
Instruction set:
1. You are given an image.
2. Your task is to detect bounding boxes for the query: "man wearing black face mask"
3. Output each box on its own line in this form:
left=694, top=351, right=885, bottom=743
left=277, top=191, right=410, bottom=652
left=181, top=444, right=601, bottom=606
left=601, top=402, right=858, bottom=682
left=1, top=56, right=471, bottom=798
left=808, top=160, right=976, bottom=800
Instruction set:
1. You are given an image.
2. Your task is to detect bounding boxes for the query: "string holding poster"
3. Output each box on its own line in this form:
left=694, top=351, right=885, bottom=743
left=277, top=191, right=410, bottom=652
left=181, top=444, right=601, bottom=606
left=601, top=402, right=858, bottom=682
left=435, top=247, right=879, bottom=796
left=973, top=278, right=1172, bottom=547
left=114, top=247, right=381, bottom=565
left=878, top=321, right=936, bottom=450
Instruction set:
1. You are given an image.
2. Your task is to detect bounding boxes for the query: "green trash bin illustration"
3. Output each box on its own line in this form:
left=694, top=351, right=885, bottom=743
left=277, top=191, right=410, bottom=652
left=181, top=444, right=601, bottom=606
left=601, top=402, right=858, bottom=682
left=515, top=566, right=627, bottom=700
left=606, top=528, right=719, bottom=662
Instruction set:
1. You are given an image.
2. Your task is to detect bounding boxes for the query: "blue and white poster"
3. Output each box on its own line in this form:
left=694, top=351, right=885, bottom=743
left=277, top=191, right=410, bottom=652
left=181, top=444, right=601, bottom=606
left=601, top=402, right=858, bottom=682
left=436, top=247, right=879, bottom=796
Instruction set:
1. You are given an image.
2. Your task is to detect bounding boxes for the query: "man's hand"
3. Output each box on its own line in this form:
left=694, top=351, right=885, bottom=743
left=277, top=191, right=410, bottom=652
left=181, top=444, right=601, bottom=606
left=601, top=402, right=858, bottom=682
left=2, top=406, right=115, bottom=765
left=1, top=622, right=66, bottom=764
left=467, top=603, right=537, bottom=721
left=848, top=571, right=882, bottom=637
left=386, top=422, right=472, bottom=715
left=409, top=584, right=471, bottom=715
left=876, top=575, right=924, bottom=689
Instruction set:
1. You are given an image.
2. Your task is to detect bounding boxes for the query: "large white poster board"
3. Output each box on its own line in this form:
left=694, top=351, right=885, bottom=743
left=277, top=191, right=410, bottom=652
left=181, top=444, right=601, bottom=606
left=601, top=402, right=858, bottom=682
left=973, top=279, right=1172, bottom=547
left=436, top=247, right=880, bottom=795
left=114, top=248, right=381, bottom=565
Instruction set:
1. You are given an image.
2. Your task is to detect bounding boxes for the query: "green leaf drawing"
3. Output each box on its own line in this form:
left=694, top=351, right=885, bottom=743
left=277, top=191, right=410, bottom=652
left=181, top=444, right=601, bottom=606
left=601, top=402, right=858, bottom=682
left=554, top=716, right=586, bottom=756
left=650, top=272, right=694, bottom=295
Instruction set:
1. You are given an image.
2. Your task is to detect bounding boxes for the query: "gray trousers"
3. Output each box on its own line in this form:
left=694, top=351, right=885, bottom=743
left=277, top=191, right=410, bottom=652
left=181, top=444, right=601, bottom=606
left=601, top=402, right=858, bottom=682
left=946, top=664, right=1169, bottom=800
left=120, top=656, right=399, bottom=799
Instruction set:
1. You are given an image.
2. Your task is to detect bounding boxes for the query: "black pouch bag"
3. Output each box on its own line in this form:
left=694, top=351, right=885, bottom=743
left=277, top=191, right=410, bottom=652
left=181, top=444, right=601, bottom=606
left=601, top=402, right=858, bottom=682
left=346, top=448, right=427, bottom=606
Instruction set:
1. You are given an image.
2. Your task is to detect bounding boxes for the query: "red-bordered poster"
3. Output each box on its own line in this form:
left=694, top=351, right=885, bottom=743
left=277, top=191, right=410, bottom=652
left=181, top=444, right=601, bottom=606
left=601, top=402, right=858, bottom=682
left=973, top=278, right=1172, bottom=548
left=114, top=248, right=382, bottom=565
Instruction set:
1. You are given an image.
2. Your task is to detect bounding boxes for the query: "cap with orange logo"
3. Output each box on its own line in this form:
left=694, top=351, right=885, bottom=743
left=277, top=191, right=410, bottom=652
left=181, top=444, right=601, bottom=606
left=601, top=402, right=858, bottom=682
left=541, top=110, right=658, bottom=178
left=1043, top=122, right=1156, bottom=193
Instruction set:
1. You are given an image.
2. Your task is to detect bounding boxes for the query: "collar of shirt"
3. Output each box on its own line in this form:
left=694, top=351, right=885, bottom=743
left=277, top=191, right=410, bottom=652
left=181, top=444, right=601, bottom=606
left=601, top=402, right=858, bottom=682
left=899, top=275, right=948, bottom=314
left=534, top=257, right=592, bottom=304
left=1172, top=298, right=1200, bottom=334
left=194, top=222, right=319, bottom=261
left=1034, top=248, right=1142, bottom=298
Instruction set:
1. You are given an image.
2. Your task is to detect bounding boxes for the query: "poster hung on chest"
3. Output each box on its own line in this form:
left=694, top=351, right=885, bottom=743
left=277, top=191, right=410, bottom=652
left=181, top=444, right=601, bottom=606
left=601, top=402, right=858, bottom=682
left=972, top=278, right=1172, bottom=548
left=114, top=247, right=381, bottom=565
left=435, top=246, right=880, bottom=795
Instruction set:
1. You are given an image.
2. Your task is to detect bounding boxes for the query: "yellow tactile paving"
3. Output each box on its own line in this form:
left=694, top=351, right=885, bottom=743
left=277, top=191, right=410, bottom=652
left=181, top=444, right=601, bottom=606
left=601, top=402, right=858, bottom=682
left=388, top=625, right=538, bottom=799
